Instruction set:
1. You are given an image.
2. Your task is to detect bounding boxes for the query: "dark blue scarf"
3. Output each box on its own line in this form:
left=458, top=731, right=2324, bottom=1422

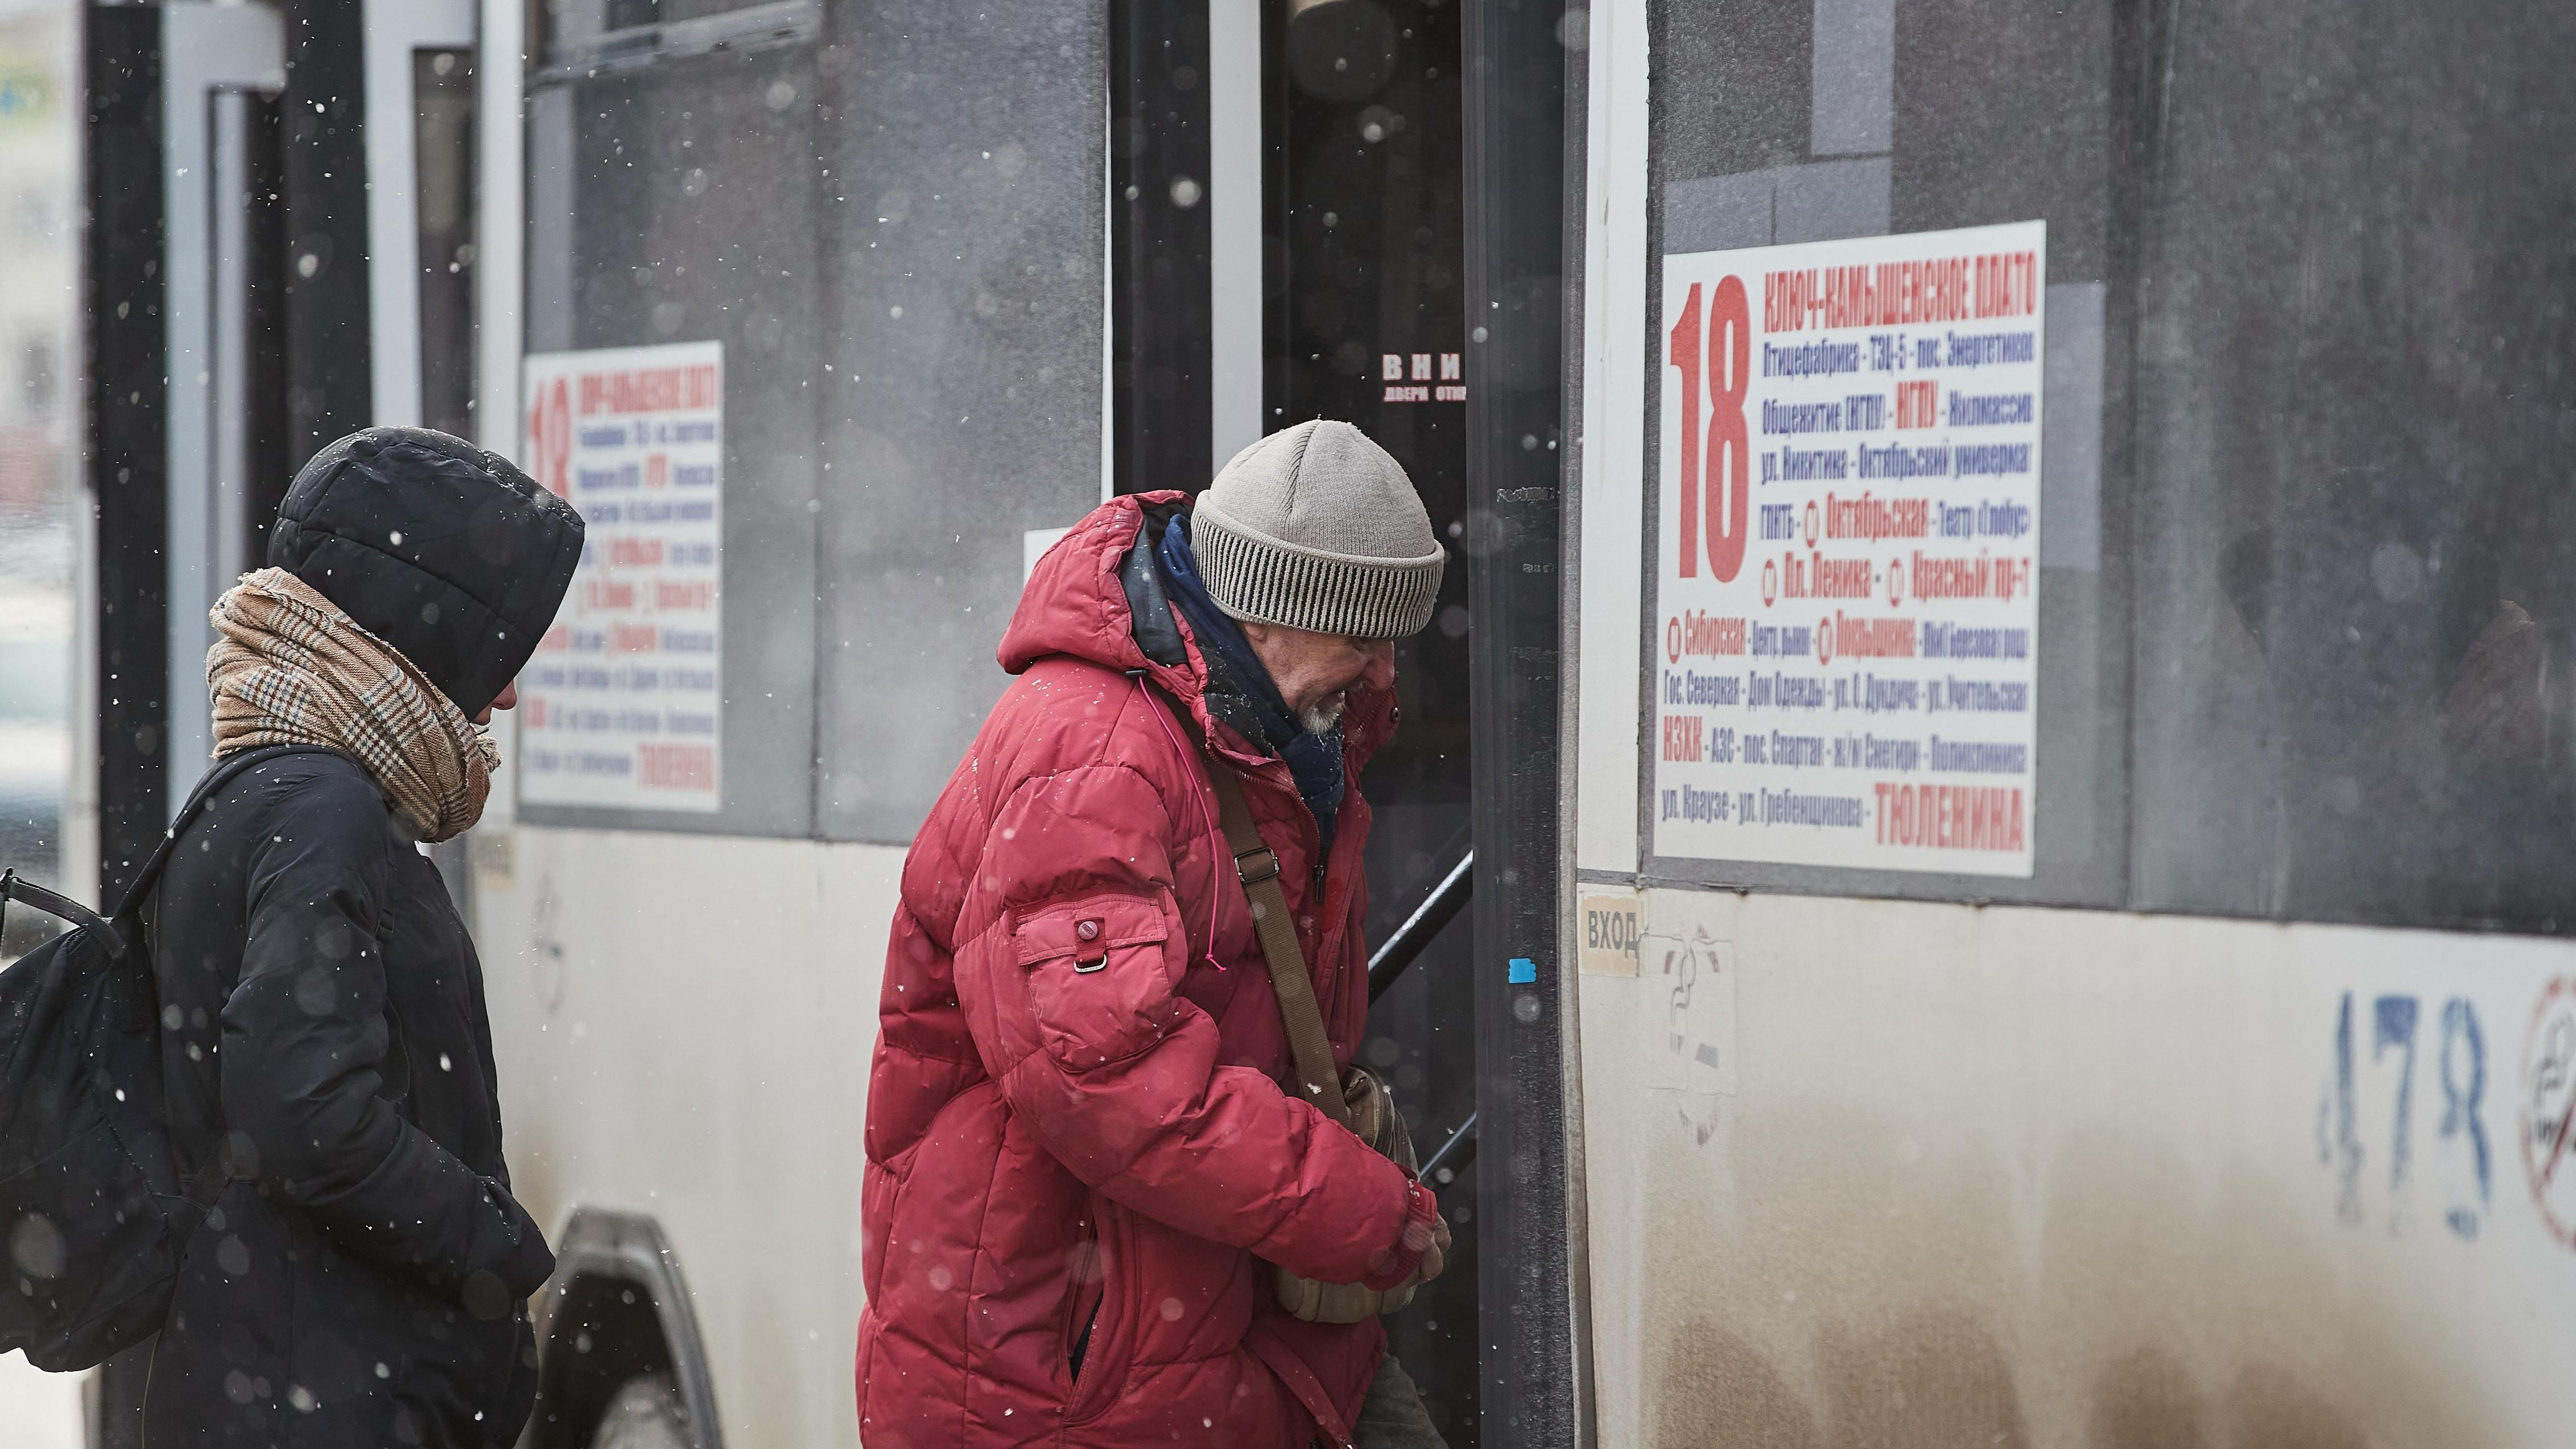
left=1156, top=516, right=1347, bottom=855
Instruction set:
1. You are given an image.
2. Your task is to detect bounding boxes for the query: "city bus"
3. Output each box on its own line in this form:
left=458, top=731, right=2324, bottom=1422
left=8, top=0, right=2575, bottom=1444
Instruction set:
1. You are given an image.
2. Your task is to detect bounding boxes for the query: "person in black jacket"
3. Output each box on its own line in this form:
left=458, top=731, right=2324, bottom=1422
left=142, top=427, right=583, bottom=1446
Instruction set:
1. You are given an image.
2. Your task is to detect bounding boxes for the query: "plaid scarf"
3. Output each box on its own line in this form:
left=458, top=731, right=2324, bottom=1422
left=205, top=567, right=498, bottom=843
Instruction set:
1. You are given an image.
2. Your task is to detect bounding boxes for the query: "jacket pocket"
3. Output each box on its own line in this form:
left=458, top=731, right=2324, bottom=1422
left=1013, top=894, right=1185, bottom=1072
left=1064, top=1199, right=1134, bottom=1425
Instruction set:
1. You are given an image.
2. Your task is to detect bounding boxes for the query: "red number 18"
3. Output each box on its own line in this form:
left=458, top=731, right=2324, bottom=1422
left=1668, top=276, right=1750, bottom=582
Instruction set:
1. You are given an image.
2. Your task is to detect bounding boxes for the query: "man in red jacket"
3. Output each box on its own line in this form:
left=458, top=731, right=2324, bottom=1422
left=857, top=421, right=1452, bottom=1448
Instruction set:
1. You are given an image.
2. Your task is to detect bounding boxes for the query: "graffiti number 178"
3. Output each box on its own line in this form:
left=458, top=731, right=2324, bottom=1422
left=2324, top=992, right=2490, bottom=1239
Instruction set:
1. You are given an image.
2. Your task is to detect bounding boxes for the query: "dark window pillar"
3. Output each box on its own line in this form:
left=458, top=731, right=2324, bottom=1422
left=1462, top=0, right=1582, bottom=1445
left=87, top=4, right=166, bottom=907
left=1109, top=0, right=1213, bottom=494
left=280, top=0, right=372, bottom=470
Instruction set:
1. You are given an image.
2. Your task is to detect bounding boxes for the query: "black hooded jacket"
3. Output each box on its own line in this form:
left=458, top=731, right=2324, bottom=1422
left=139, top=430, right=581, bottom=1447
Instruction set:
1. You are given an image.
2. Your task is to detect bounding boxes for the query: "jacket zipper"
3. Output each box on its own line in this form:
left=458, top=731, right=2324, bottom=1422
left=1064, top=1210, right=1102, bottom=1376
left=1306, top=786, right=1363, bottom=1014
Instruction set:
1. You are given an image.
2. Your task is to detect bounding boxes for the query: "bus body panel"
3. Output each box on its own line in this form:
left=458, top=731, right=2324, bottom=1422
left=476, top=826, right=903, bottom=1449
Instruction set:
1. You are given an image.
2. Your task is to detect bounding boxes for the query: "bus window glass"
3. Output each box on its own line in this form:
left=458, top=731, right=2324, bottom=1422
left=1639, top=0, right=2576, bottom=932
left=524, top=46, right=824, bottom=835
left=2127, top=6, right=2576, bottom=931
left=524, top=1, right=1106, bottom=843
left=0, top=3, right=78, bottom=963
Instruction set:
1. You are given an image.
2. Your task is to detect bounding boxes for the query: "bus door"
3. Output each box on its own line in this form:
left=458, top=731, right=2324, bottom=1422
left=1110, top=4, right=1582, bottom=1442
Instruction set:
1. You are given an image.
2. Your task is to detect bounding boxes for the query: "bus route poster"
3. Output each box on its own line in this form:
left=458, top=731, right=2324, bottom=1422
left=1651, top=221, right=2044, bottom=877
left=517, top=340, right=724, bottom=812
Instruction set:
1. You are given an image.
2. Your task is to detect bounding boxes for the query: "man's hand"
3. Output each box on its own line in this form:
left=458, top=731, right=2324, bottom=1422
left=1362, top=1179, right=1451, bottom=1293
left=1407, top=1212, right=1453, bottom=1290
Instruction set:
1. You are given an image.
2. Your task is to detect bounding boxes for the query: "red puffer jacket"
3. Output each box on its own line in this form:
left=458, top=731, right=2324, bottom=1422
left=855, top=493, right=1424, bottom=1448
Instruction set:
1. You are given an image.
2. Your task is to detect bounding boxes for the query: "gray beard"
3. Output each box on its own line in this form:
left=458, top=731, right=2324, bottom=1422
left=1299, top=693, right=1347, bottom=737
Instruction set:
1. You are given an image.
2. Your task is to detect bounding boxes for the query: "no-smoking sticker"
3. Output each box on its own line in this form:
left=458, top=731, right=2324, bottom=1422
left=2518, top=977, right=2576, bottom=1248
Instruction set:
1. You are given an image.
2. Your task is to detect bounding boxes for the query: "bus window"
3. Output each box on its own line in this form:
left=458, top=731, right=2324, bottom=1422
left=2127, top=7, right=2576, bottom=931
left=1635, top=0, right=2576, bottom=933
left=524, top=38, right=827, bottom=836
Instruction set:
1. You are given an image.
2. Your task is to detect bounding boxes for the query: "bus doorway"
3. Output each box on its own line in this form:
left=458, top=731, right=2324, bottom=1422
left=1110, top=0, right=1484, bottom=1436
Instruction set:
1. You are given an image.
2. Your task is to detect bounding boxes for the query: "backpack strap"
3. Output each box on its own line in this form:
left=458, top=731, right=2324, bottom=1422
left=1136, top=678, right=1353, bottom=1131
left=0, top=870, right=123, bottom=956
left=111, top=744, right=351, bottom=919
left=120, top=743, right=349, bottom=1210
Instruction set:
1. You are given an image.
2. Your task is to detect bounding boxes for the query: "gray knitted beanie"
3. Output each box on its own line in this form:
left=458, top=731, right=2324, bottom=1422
left=1193, top=421, right=1445, bottom=639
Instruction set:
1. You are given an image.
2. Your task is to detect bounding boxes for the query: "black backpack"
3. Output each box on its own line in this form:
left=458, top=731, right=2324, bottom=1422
left=0, top=744, right=340, bottom=1371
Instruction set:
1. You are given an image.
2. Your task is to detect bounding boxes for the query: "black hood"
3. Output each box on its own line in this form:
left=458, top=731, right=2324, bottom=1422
left=267, top=427, right=584, bottom=718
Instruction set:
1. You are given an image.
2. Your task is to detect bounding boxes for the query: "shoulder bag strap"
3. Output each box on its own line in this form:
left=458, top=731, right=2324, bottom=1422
left=1201, top=761, right=1354, bottom=1131
left=1137, top=676, right=1353, bottom=1130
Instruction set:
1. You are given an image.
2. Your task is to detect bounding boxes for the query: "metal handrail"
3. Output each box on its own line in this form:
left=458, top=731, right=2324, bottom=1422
left=1366, top=849, right=1473, bottom=1002
left=1364, top=852, right=1477, bottom=1184
left=1419, top=1110, right=1478, bottom=1183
